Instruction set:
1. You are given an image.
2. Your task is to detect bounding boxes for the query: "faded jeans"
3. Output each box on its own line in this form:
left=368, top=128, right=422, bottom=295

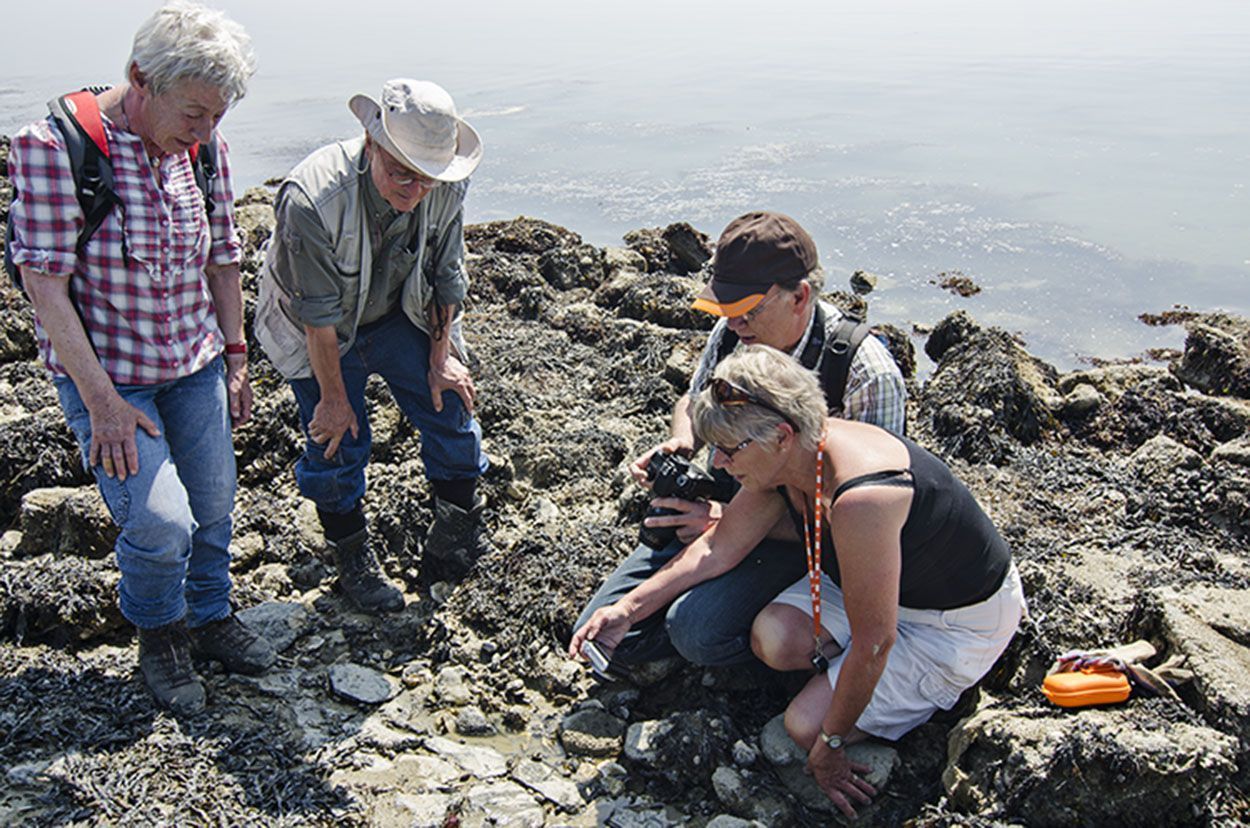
left=287, top=310, right=487, bottom=516
left=574, top=536, right=808, bottom=667
left=56, top=357, right=236, bottom=630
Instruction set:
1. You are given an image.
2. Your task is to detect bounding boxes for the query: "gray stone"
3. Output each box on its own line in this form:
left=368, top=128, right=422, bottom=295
left=603, top=246, right=647, bottom=275
left=710, top=765, right=785, bottom=828
left=759, top=714, right=898, bottom=814
left=423, top=735, right=508, bottom=778
left=1176, top=319, right=1250, bottom=398
left=236, top=600, right=311, bottom=653
left=433, top=664, right=475, bottom=706
left=623, top=718, right=672, bottom=764
left=1061, top=383, right=1104, bottom=418
left=512, top=757, right=584, bottom=811
left=849, top=270, right=877, bottom=295
left=597, top=761, right=628, bottom=796
left=16, top=486, right=115, bottom=559
left=944, top=705, right=1239, bottom=826
left=462, top=780, right=545, bottom=828
left=1211, top=435, right=1250, bottom=466
left=327, top=663, right=397, bottom=705
left=711, top=765, right=749, bottom=810
left=358, top=717, right=422, bottom=751
left=1130, top=434, right=1203, bottom=485
left=1058, top=363, right=1181, bottom=401
left=731, top=739, right=758, bottom=767
left=603, top=799, right=683, bottom=828
left=559, top=707, right=626, bottom=757
left=1150, top=585, right=1250, bottom=742
left=707, top=817, right=763, bottom=828
left=455, top=705, right=496, bottom=736
left=621, top=710, right=739, bottom=800
left=382, top=792, right=452, bottom=828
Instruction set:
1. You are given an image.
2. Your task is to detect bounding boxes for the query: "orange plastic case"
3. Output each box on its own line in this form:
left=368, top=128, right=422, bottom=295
left=1042, top=666, right=1132, bottom=708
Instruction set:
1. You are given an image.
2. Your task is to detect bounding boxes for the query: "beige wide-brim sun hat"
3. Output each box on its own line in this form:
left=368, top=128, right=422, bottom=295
left=349, top=79, right=483, bottom=182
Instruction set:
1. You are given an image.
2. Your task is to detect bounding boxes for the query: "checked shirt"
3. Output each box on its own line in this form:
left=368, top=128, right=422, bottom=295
left=689, top=299, right=908, bottom=435
left=8, top=114, right=241, bottom=385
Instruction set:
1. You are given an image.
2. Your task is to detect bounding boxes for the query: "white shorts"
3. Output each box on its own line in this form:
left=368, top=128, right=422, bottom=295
left=769, top=563, right=1025, bottom=741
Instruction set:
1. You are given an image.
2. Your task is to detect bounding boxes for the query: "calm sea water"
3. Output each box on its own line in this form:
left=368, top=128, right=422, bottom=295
left=4, top=0, right=1247, bottom=369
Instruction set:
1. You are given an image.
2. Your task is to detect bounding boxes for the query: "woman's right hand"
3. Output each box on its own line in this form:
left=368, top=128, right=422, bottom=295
left=568, top=603, right=632, bottom=660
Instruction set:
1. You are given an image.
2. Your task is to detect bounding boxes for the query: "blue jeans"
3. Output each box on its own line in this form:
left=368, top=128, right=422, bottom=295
left=575, top=535, right=808, bottom=667
left=288, top=311, right=487, bottom=515
left=56, top=357, right=236, bottom=630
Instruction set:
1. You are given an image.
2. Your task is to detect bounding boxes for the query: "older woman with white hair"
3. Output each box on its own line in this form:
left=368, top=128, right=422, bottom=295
left=8, top=2, right=266, bottom=716
left=688, top=345, right=1025, bottom=818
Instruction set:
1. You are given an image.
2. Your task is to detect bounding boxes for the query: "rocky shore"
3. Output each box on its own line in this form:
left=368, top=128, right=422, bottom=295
left=1, top=137, right=1248, bottom=826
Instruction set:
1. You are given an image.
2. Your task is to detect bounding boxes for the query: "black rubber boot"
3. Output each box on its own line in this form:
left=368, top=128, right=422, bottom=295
left=189, top=613, right=277, bottom=675
left=424, top=496, right=493, bottom=580
left=138, top=620, right=206, bottom=716
left=329, top=528, right=405, bottom=613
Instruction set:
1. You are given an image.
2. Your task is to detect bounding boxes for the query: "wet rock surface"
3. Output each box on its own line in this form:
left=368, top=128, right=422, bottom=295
left=1, top=170, right=1249, bottom=825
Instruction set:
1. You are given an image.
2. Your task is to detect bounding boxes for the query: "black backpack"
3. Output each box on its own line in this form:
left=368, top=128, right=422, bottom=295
left=3, top=87, right=219, bottom=291
left=714, top=303, right=878, bottom=415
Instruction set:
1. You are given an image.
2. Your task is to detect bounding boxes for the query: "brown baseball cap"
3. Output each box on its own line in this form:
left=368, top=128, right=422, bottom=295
left=691, top=211, right=818, bottom=317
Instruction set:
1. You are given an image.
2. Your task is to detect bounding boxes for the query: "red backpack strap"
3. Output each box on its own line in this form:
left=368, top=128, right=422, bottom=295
left=59, top=90, right=110, bottom=158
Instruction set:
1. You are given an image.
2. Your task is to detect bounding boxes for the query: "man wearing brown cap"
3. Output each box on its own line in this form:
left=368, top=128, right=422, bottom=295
left=256, top=79, right=490, bottom=614
left=570, top=211, right=904, bottom=671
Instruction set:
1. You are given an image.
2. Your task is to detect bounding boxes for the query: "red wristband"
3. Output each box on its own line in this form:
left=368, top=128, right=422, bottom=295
left=224, top=342, right=248, bottom=355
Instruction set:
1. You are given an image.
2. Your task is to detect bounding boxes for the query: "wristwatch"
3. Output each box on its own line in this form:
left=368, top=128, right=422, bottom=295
left=820, top=729, right=845, bottom=750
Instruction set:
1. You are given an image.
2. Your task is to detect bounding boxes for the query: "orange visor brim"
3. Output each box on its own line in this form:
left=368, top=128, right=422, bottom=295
left=690, top=292, right=766, bottom=318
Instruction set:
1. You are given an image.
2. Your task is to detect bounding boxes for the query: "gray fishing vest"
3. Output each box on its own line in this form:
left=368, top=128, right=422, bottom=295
left=255, top=136, right=468, bottom=379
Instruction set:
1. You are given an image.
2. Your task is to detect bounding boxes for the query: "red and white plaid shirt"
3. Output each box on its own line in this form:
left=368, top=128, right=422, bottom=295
left=8, top=113, right=242, bottom=385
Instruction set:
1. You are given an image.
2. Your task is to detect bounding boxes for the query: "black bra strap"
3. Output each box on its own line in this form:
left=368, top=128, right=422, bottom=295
left=831, top=469, right=913, bottom=503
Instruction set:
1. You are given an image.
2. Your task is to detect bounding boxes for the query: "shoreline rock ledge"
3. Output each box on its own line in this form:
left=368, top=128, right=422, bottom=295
left=1, top=163, right=1248, bottom=825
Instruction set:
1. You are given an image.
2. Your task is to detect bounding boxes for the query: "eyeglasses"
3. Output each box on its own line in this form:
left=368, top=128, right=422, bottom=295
left=738, top=289, right=782, bottom=323
left=714, top=437, right=754, bottom=460
left=372, top=146, right=441, bottom=189
left=711, top=378, right=800, bottom=432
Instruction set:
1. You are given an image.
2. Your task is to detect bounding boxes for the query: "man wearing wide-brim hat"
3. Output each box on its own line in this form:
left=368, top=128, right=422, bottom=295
left=256, top=79, right=489, bottom=613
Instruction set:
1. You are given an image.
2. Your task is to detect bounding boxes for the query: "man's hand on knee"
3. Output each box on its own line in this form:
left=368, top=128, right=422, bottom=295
left=428, top=354, right=475, bottom=414
left=309, top=395, right=359, bottom=460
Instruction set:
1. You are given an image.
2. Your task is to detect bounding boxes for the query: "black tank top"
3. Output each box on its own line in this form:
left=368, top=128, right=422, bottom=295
left=782, top=435, right=1011, bottom=610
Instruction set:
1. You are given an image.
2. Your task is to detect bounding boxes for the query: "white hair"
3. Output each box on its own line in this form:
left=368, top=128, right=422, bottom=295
left=691, top=345, right=827, bottom=454
left=126, top=2, right=256, bottom=104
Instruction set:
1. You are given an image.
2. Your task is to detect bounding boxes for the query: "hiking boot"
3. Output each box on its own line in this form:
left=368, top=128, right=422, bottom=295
left=329, top=528, right=405, bottom=613
left=138, top=620, right=205, bottom=716
left=189, top=613, right=276, bottom=675
left=424, top=497, right=493, bottom=580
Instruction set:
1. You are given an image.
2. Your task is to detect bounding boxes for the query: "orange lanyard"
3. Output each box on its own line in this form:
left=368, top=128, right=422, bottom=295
left=802, top=435, right=825, bottom=653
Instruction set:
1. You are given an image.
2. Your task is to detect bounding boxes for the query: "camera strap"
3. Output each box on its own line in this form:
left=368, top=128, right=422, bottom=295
left=803, top=434, right=826, bottom=668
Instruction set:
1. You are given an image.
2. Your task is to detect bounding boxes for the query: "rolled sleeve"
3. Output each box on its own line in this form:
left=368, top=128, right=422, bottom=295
left=426, top=179, right=470, bottom=307
left=271, top=186, right=352, bottom=328
left=688, top=319, right=731, bottom=396
left=206, top=132, right=242, bottom=267
left=843, top=334, right=908, bottom=435
left=8, top=120, right=83, bottom=278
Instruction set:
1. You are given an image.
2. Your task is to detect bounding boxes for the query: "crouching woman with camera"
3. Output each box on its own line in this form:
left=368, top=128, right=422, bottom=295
left=686, top=345, right=1025, bottom=818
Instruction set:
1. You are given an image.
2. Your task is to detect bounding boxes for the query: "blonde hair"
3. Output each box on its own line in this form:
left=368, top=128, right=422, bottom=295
left=691, top=345, right=826, bottom=454
left=127, top=2, right=256, bottom=104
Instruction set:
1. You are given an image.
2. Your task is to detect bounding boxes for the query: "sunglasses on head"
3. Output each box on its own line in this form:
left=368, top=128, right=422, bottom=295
left=711, top=378, right=800, bottom=432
